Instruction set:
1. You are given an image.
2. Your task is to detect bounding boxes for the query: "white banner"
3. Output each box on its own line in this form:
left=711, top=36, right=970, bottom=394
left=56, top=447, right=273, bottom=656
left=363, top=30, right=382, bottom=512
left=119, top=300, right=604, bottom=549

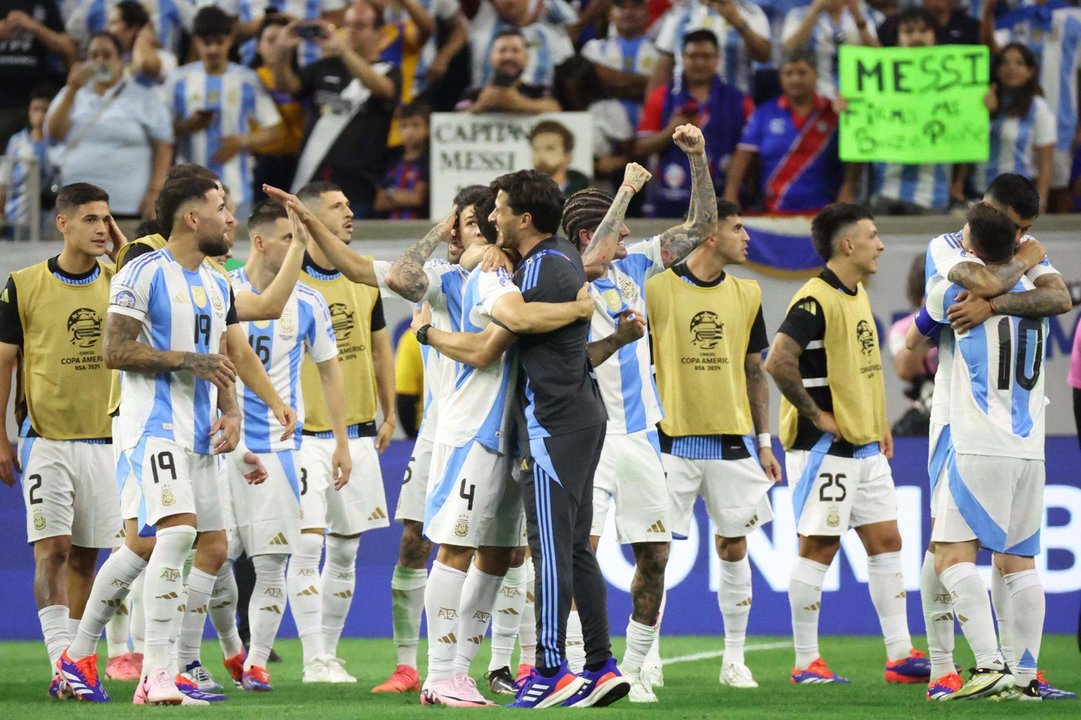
left=429, top=112, right=594, bottom=217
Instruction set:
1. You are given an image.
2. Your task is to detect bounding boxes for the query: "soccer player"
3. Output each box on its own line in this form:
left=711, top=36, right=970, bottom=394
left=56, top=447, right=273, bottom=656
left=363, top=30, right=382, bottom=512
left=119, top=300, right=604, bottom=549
left=764, top=203, right=928, bottom=685
left=920, top=203, right=1059, bottom=700
left=225, top=200, right=353, bottom=691
left=57, top=176, right=296, bottom=705
left=0, top=183, right=126, bottom=697
left=555, top=125, right=715, bottom=702
left=646, top=199, right=781, bottom=691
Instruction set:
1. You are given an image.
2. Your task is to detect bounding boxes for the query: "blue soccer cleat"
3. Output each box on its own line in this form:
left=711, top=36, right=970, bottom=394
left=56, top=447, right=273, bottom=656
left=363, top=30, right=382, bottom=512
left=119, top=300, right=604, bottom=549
left=508, top=661, right=586, bottom=709
left=1037, top=671, right=1077, bottom=700
left=57, top=650, right=110, bottom=702
left=175, top=673, right=227, bottom=702
left=790, top=658, right=850, bottom=684
left=48, top=673, right=73, bottom=700
left=884, top=649, right=931, bottom=684
left=241, top=666, right=273, bottom=692
left=562, top=657, right=631, bottom=707
left=926, top=672, right=963, bottom=701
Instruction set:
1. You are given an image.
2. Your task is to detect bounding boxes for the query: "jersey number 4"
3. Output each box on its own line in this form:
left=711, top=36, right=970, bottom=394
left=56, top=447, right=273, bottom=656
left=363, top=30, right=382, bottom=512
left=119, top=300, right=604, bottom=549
left=996, top=317, right=1043, bottom=391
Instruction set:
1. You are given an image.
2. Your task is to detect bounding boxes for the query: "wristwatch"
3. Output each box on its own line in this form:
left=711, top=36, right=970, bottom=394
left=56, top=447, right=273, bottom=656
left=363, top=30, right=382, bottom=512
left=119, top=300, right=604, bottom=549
left=415, top=323, right=432, bottom=345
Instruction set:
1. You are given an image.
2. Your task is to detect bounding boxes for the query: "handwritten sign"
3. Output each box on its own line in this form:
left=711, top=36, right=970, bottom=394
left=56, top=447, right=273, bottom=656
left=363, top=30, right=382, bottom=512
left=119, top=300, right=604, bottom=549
left=838, top=45, right=990, bottom=164
left=429, top=112, right=593, bottom=216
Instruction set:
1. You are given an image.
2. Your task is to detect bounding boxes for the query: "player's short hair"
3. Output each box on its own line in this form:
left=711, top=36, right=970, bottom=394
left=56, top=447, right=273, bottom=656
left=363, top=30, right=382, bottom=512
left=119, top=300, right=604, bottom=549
left=781, top=48, right=817, bottom=71
left=453, top=185, right=498, bottom=243
left=966, top=203, right=1017, bottom=264
left=248, top=200, right=288, bottom=231
left=490, top=169, right=565, bottom=235
left=115, top=0, right=150, bottom=29
left=56, top=183, right=109, bottom=215
left=297, top=181, right=343, bottom=205
left=89, top=31, right=123, bottom=56
left=716, top=198, right=741, bottom=220
left=561, top=188, right=613, bottom=248
left=683, top=29, right=719, bottom=51
left=811, top=203, right=874, bottom=262
left=166, top=163, right=219, bottom=183
left=492, top=28, right=526, bottom=45
left=897, top=6, right=936, bottom=32
left=400, top=98, right=431, bottom=122
left=156, top=176, right=219, bottom=234
left=193, top=6, right=234, bottom=38
left=985, top=173, right=1040, bottom=221
left=530, top=120, right=575, bottom=153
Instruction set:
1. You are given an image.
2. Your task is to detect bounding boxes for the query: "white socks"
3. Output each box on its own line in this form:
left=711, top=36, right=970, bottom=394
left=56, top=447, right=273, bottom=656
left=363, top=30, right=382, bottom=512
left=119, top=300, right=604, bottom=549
left=247, top=554, right=289, bottom=670
left=424, top=561, right=466, bottom=683
left=176, top=567, right=216, bottom=670
left=143, top=526, right=197, bottom=675
left=391, top=564, right=427, bottom=669
left=105, top=593, right=131, bottom=658
left=321, top=535, right=359, bottom=659
left=70, top=545, right=147, bottom=661
left=719, top=558, right=752, bottom=666
left=989, top=565, right=1014, bottom=667
left=867, top=551, right=912, bottom=662
left=489, top=564, right=527, bottom=672
left=131, top=571, right=146, bottom=654
left=566, top=610, right=585, bottom=673
left=920, top=551, right=955, bottom=679
left=453, top=565, right=503, bottom=675
left=518, top=560, right=537, bottom=668
left=789, top=557, right=828, bottom=668
left=937, top=562, right=1003, bottom=669
left=1003, top=569, right=1043, bottom=686
left=622, top=617, right=657, bottom=674
left=209, top=560, right=243, bottom=659
left=39, top=605, right=70, bottom=669
left=287, top=533, right=325, bottom=664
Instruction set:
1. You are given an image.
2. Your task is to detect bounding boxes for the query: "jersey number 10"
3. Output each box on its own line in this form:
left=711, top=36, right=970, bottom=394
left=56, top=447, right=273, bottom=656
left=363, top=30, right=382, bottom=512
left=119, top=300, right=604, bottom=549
left=995, top=317, right=1043, bottom=392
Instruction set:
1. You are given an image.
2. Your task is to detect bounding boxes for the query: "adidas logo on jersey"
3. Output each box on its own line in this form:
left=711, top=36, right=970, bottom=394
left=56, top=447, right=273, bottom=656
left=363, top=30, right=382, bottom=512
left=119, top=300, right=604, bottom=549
left=499, top=607, right=520, bottom=616
left=333, top=590, right=353, bottom=599
left=803, top=601, right=821, bottom=612
left=190, top=604, right=207, bottom=615
left=368, top=507, right=388, bottom=521
left=210, top=600, right=234, bottom=609
left=260, top=605, right=282, bottom=615
left=156, top=591, right=180, bottom=600
left=745, top=514, right=759, bottom=528
left=736, top=597, right=752, bottom=608
left=437, top=633, right=457, bottom=644
left=297, top=585, right=319, bottom=597
left=268, top=532, right=288, bottom=546
left=646, top=520, right=667, bottom=533
left=467, top=634, right=485, bottom=645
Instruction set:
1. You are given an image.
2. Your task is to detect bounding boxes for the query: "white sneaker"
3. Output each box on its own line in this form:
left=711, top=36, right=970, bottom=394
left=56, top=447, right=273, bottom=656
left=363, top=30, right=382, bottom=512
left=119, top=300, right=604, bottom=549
left=625, top=669, right=658, bottom=703
left=325, top=656, right=358, bottom=683
left=643, top=659, right=664, bottom=688
left=719, top=663, right=758, bottom=689
left=302, top=657, right=331, bottom=683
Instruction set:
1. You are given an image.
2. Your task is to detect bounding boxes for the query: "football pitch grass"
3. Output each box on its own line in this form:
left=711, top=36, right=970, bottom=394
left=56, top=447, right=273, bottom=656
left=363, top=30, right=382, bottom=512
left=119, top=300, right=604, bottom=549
left=3, top=635, right=1079, bottom=718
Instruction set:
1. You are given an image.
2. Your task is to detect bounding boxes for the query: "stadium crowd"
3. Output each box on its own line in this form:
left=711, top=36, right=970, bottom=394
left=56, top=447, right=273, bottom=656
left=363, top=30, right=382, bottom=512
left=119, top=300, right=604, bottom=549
left=2, top=0, right=1081, bottom=230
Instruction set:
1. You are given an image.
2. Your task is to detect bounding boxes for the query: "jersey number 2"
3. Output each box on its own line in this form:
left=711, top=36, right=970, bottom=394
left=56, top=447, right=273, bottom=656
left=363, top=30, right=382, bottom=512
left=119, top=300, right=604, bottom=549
left=996, top=317, right=1043, bottom=391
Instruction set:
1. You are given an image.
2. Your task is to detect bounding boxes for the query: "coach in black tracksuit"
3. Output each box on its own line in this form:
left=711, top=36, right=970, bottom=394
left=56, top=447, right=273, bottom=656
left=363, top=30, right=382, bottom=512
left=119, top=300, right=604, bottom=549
left=488, top=170, right=612, bottom=678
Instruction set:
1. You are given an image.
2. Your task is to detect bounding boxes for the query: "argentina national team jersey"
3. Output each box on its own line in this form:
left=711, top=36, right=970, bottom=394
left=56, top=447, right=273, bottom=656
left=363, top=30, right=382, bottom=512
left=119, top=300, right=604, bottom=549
left=781, top=4, right=876, bottom=97
left=230, top=268, right=338, bottom=453
left=225, top=0, right=347, bottom=67
left=434, top=267, right=520, bottom=454
left=66, top=0, right=194, bottom=55
left=166, top=62, right=282, bottom=207
left=871, top=162, right=951, bottom=210
left=589, top=237, right=665, bottom=435
left=109, top=248, right=233, bottom=455
left=976, top=96, right=1057, bottom=193
left=387, top=0, right=458, bottom=96
left=469, top=1, right=576, bottom=89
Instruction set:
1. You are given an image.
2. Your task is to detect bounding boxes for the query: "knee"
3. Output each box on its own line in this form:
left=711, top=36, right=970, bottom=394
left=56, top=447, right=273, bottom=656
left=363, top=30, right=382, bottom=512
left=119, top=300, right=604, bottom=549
left=799, top=536, right=839, bottom=566
left=476, top=547, right=513, bottom=576
left=399, top=522, right=432, bottom=568
left=34, top=538, right=71, bottom=570
left=326, top=534, right=360, bottom=568
left=436, top=544, right=474, bottom=573
left=509, top=546, right=527, bottom=568
left=194, top=532, right=228, bottom=573
left=715, top=536, right=747, bottom=562
left=67, top=547, right=99, bottom=578
left=634, top=543, right=669, bottom=580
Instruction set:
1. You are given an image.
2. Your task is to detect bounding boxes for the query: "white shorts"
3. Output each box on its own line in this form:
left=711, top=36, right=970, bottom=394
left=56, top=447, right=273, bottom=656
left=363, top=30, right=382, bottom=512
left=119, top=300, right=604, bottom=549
left=228, top=447, right=302, bottom=556
left=298, top=435, right=388, bottom=535
left=664, top=441, right=774, bottom=539
left=931, top=453, right=1044, bottom=556
left=395, top=436, right=433, bottom=525
left=217, top=456, right=243, bottom=561
left=119, top=435, right=224, bottom=533
left=592, top=431, right=671, bottom=543
left=787, top=439, right=897, bottom=537
left=424, top=440, right=525, bottom=548
left=1053, top=148, right=1073, bottom=189
left=927, top=422, right=952, bottom=519
left=18, top=437, right=120, bottom=547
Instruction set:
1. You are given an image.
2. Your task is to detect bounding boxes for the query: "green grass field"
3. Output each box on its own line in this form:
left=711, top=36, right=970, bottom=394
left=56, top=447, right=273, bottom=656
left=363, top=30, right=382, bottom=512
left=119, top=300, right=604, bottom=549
left=3, top=636, right=1079, bottom=718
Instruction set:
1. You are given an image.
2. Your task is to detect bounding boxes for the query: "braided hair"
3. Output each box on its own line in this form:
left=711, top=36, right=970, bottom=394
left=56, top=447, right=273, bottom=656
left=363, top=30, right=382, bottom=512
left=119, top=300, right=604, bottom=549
left=561, top=188, right=614, bottom=250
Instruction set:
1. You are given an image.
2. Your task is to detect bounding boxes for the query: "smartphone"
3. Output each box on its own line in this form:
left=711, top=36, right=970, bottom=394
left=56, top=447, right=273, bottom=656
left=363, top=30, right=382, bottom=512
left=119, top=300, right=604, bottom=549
left=492, top=70, right=517, bottom=87
left=295, top=22, right=326, bottom=40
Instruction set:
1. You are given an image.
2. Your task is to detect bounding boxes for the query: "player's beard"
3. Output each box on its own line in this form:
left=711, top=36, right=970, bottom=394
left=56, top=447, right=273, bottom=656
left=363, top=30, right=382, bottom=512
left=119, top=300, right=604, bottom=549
left=198, top=233, right=230, bottom=258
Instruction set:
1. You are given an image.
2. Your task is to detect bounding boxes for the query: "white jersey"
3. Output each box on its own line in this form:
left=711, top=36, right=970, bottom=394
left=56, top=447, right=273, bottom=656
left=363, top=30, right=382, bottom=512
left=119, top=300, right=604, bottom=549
left=589, top=237, right=666, bottom=435
left=65, top=0, right=196, bottom=55
left=434, top=267, right=520, bottom=454
left=109, top=248, right=233, bottom=454
left=468, top=0, right=576, bottom=89
left=781, top=2, right=878, bottom=97
left=221, top=0, right=348, bottom=67
left=165, top=62, right=282, bottom=208
left=229, top=268, right=338, bottom=453
left=871, top=162, right=951, bottom=211
left=975, top=96, right=1057, bottom=193
left=927, top=278, right=1047, bottom=459
left=374, top=257, right=469, bottom=442
left=653, top=0, right=769, bottom=94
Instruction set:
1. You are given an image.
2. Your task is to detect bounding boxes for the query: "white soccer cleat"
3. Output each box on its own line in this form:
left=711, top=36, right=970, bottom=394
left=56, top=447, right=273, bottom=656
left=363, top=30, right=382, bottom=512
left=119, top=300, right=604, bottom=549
left=325, top=656, right=358, bottom=683
left=302, top=657, right=332, bottom=683
left=719, top=663, right=759, bottom=689
left=625, top=669, right=658, bottom=703
left=643, top=659, right=664, bottom=688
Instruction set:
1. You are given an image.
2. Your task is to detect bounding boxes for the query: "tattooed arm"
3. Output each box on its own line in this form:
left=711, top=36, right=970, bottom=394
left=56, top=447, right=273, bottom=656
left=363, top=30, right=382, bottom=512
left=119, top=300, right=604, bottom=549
left=581, top=164, right=651, bottom=278
left=764, top=333, right=840, bottom=438
left=946, top=238, right=1045, bottom=299
left=103, top=312, right=237, bottom=388
left=384, top=207, right=459, bottom=302
left=658, top=125, right=715, bottom=268
left=746, top=351, right=782, bottom=481
left=989, top=272, right=1072, bottom=317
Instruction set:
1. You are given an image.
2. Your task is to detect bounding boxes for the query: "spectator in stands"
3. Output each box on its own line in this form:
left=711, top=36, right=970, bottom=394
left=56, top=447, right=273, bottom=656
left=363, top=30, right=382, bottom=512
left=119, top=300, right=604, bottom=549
left=394, top=328, right=424, bottom=439
left=168, top=7, right=283, bottom=216
left=0, top=85, right=53, bottom=236
left=636, top=29, right=750, bottom=218
left=376, top=0, right=431, bottom=148
left=878, top=0, right=980, bottom=46
left=989, top=0, right=1081, bottom=213
left=0, top=1, right=76, bottom=148
left=649, top=0, right=771, bottom=97
left=45, top=31, right=172, bottom=219
left=865, top=0, right=900, bottom=28
left=530, top=119, right=590, bottom=197
left=225, top=0, right=348, bottom=68
left=250, top=15, right=306, bottom=201
left=970, top=42, right=1056, bottom=211
left=385, top=0, right=467, bottom=102
left=375, top=99, right=430, bottom=219
left=782, top=0, right=879, bottom=97
left=457, top=29, right=561, bottom=113
left=724, top=49, right=848, bottom=214
left=268, top=0, right=401, bottom=216
left=105, top=0, right=176, bottom=83
left=467, top=0, right=576, bottom=92
left=66, top=0, right=191, bottom=57
left=888, top=253, right=936, bottom=436
left=866, top=9, right=954, bottom=214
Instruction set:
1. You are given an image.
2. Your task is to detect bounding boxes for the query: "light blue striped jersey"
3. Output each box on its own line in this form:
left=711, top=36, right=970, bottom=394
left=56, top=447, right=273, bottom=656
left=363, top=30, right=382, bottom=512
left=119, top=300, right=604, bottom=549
left=66, top=0, right=194, bottom=55
left=1, top=129, right=49, bottom=226
left=468, top=0, right=576, bottom=89
left=975, top=95, right=1057, bottom=193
